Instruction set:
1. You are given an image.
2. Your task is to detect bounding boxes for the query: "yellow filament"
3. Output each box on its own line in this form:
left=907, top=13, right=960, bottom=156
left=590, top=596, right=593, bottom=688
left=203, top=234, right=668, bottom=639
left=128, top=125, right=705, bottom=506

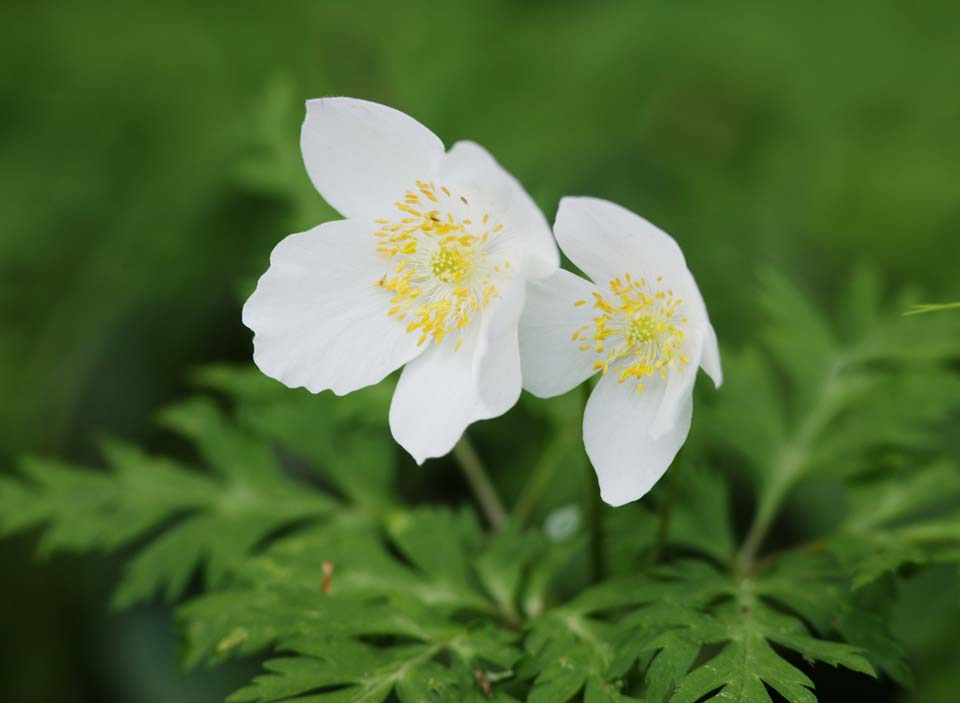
left=572, top=275, right=688, bottom=392
left=375, top=181, right=508, bottom=349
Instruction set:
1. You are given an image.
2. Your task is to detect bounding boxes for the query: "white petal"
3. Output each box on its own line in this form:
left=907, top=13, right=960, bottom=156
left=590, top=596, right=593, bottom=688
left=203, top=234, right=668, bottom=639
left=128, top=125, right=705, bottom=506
left=681, top=268, right=723, bottom=387
left=301, top=98, right=445, bottom=220
left=701, top=323, right=723, bottom=387
left=388, top=285, right=524, bottom=464
left=242, top=219, right=423, bottom=395
left=583, top=372, right=693, bottom=506
left=475, top=277, right=526, bottom=413
left=389, top=327, right=483, bottom=464
left=519, top=269, right=601, bottom=398
left=553, top=196, right=687, bottom=286
left=650, top=329, right=703, bottom=439
left=439, top=141, right=559, bottom=279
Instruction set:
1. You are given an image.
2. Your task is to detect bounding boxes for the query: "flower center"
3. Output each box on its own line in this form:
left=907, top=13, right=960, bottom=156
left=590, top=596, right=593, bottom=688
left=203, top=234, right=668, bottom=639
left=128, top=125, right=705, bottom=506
left=572, top=273, right=688, bottom=392
left=430, top=244, right=469, bottom=283
left=374, top=181, right=509, bottom=349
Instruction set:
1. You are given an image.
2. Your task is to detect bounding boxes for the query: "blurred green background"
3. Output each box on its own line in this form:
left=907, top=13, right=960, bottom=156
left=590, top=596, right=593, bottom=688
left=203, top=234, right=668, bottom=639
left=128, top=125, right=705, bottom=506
left=1, top=0, right=957, bottom=701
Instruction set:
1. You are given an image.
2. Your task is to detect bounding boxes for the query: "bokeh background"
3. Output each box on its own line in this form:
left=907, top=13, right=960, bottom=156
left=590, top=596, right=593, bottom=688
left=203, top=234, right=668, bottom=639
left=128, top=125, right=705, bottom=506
left=1, top=1, right=958, bottom=701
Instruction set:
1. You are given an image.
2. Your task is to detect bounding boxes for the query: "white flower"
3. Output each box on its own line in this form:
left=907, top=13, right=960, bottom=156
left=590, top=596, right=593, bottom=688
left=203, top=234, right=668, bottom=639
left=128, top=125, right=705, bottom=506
left=519, top=197, right=721, bottom=506
left=243, top=98, right=558, bottom=463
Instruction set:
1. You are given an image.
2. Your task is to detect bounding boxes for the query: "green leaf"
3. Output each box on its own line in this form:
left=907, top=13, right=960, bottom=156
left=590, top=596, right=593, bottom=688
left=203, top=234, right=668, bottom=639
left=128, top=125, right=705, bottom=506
left=526, top=561, right=875, bottom=703
left=669, top=598, right=873, bottom=703
left=667, top=466, right=736, bottom=562
left=180, top=509, right=526, bottom=702
left=833, top=461, right=960, bottom=587
left=710, top=272, right=960, bottom=565
left=756, top=553, right=910, bottom=685
left=0, top=400, right=334, bottom=607
left=195, top=365, right=396, bottom=507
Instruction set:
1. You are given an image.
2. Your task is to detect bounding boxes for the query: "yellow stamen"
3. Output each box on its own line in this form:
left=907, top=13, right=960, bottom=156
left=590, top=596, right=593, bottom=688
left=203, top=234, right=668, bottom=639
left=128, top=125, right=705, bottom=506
left=374, top=181, right=510, bottom=346
left=573, top=273, right=688, bottom=390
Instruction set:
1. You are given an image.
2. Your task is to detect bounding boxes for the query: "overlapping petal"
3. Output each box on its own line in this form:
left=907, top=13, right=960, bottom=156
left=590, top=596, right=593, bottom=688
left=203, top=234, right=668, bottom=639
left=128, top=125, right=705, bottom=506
left=439, top=141, right=558, bottom=278
left=519, top=269, right=601, bottom=397
left=475, top=277, right=526, bottom=413
left=242, top=219, right=422, bottom=396
left=301, top=97, right=445, bottom=220
left=553, top=196, right=688, bottom=286
left=390, top=280, right=526, bottom=464
left=583, top=372, right=694, bottom=506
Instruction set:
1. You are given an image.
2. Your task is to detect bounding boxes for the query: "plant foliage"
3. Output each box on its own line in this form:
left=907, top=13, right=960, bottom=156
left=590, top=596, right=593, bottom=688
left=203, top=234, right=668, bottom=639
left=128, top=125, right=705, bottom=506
left=1, top=271, right=958, bottom=702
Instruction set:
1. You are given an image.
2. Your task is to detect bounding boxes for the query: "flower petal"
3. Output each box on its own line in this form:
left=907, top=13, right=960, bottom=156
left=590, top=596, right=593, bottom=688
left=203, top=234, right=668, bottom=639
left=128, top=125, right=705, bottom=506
left=650, top=328, right=703, bottom=439
left=242, top=219, right=423, bottom=395
left=681, top=270, right=723, bottom=387
left=439, top=141, right=558, bottom=279
left=583, top=372, right=693, bottom=506
left=519, top=269, right=601, bottom=398
left=389, top=326, right=486, bottom=464
left=389, top=280, right=526, bottom=464
left=553, top=196, right=687, bottom=286
left=701, top=324, right=722, bottom=387
left=301, top=97, right=445, bottom=220
left=475, top=277, right=525, bottom=413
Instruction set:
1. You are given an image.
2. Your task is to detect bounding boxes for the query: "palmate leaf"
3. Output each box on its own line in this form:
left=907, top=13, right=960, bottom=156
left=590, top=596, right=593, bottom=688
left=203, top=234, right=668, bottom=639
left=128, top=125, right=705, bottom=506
left=709, top=270, right=960, bottom=550
left=756, top=553, right=911, bottom=686
left=668, top=600, right=872, bottom=703
left=832, top=460, right=960, bottom=587
left=194, top=365, right=397, bottom=508
left=0, top=368, right=546, bottom=701
left=180, top=509, right=538, bottom=702
left=729, top=269, right=959, bottom=472
left=0, top=396, right=336, bottom=607
left=521, top=560, right=874, bottom=703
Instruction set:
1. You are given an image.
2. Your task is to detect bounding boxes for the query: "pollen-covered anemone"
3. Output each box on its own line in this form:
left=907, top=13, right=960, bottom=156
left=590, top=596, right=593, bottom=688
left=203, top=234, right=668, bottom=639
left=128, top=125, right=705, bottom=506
left=243, top=98, right=558, bottom=463
left=519, top=197, right=721, bottom=506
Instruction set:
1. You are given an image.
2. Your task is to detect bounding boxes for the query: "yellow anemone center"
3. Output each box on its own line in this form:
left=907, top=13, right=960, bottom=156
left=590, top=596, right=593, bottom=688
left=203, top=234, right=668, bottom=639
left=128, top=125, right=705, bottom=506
left=374, top=181, right=509, bottom=349
left=430, top=244, right=470, bottom=283
left=572, top=273, right=688, bottom=393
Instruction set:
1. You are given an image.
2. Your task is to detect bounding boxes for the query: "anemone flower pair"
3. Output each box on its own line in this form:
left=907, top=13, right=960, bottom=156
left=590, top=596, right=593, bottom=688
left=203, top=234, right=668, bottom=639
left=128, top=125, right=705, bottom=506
left=243, top=97, right=721, bottom=506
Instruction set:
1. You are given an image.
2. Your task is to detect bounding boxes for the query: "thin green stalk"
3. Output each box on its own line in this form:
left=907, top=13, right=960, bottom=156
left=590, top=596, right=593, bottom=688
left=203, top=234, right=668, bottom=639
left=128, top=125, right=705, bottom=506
left=736, top=367, right=842, bottom=570
left=651, top=455, right=681, bottom=563
left=453, top=434, right=507, bottom=529
left=512, top=427, right=579, bottom=523
left=904, top=302, right=960, bottom=316
left=581, top=382, right=605, bottom=581
left=587, top=469, right=605, bottom=581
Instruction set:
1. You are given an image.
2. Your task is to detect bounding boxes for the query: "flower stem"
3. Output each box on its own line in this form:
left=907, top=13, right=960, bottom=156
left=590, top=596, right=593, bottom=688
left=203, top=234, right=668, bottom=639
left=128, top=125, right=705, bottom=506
left=580, top=383, right=605, bottom=581
left=651, top=455, right=681, bottom=563
left=736, top=368, right=841, bottom=570
left=904, top=301, right=960, bottom=316
left=453, top=434, right=507, bottom=529
left=513, top=426, right=580, bottom=523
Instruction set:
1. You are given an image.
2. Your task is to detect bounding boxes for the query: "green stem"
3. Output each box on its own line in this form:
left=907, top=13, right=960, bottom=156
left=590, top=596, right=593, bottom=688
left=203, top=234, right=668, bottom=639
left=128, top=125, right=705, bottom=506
left=581, top=382, right=605, bottom=581
left=904, top=301, right=960, bottom=316
left=453, top=434, right=507, bottom=529
left=651, top=455, right=681, bottom=563
left=736, top=367, right=842, bottom=570
left=513, top=429, right=579, bottom=523
left=736, top=464, right=797, bottom=570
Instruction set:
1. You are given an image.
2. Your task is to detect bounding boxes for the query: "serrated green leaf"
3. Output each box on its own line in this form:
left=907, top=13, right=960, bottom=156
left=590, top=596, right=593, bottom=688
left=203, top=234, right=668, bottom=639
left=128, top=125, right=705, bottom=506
left=0, top=402, right=334, bottom=607
left=195, top=365, right=396, bottom=507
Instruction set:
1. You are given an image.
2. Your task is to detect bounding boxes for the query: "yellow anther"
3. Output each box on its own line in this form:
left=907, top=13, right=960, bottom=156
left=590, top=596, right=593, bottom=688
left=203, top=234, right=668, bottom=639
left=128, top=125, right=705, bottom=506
left=572, top=272, right=688, bottom=390
left=375, top=182, right=508, bottom=347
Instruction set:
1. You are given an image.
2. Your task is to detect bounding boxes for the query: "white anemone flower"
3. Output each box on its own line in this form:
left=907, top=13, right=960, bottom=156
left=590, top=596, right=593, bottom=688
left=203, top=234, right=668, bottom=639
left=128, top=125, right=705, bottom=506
left=519, top=197, right=721, bottom=506
left=243, top=98, right=558, bottom=463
